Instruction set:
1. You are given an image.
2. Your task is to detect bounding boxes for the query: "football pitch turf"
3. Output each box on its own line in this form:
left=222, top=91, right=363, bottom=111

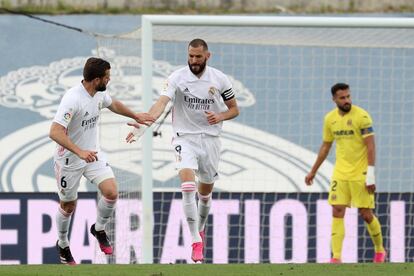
left=0, top=263, right=413, bottom=276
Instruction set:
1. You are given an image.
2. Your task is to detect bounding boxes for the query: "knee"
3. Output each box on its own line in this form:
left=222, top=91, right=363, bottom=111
left=332, top=206, right=346, bottom=218
left=98, top=179, right=118, bottom=200
left=100, top=185, right=118, bottom=201
left=103, top=191, right=118, bottom=201
left=60, top=201, right=76, bottom=214
left=359, top=209, right=373, bottom=223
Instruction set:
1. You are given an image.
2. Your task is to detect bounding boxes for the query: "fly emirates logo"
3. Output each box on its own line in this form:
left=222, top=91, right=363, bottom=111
left=184, top=95, right=215, bottom=110
left=81, top=115, right=99, bottom=130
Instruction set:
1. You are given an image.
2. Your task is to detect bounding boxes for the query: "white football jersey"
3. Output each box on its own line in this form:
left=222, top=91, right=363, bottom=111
left=53, top=83, right=112, bottom=169
left=162, top=65, right=235, bottom=137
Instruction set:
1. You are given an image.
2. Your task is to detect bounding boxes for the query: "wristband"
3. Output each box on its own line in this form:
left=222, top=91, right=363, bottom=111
left=366, top=165, right=375, bottom=186
left=132, top=125, right=148, bottom=138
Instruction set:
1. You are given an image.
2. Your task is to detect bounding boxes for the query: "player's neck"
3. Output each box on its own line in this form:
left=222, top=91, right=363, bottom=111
left=81, top=80, right=97, bottom=97
left=337, top=109, right=350, bottom=117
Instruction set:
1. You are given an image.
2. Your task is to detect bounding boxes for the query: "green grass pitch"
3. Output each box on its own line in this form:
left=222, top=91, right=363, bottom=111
left=0, top=263, right=413, bottom=276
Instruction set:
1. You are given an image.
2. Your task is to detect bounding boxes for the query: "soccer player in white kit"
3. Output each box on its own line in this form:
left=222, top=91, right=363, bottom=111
left=127, top=39, right=239, bottom=263
left=49, top=57, right=154, bottom=265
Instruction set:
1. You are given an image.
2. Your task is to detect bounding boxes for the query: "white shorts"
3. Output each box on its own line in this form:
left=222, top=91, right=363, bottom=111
left=172, top=134, right=221, bottom=184
left=53, top=152, right=114, bottom=202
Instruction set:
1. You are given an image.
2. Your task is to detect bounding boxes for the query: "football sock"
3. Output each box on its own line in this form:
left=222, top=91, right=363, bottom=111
left=181, top=181, right=201, bottom=243
left=56, top=207, right=73, bottom=248
left=366, top=215, right=385, bottom=253
left=95, top=196, right=117, bottom=231
left=198, top=192, right=211, bottom=232
left=331, top=217, right=345, bottom=259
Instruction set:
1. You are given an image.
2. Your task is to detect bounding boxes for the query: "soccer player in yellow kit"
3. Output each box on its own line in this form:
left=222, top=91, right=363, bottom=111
left=305, top=83, right=386, bottom=263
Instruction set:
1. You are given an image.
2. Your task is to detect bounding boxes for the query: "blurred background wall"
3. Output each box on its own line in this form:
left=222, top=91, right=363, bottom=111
left=2, top=0, right=414, bottom=13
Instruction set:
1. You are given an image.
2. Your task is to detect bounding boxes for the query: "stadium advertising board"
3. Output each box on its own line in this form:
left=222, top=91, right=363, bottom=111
left=0, top=192, right=409, bottom=264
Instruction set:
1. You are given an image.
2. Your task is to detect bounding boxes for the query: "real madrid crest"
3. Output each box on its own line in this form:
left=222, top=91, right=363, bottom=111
left=208, top=86, right=218, bottom=96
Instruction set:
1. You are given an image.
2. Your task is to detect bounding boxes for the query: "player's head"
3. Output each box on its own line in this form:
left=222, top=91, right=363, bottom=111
left=331, top=83, right=352, bottom=113
left=83, top=57, right=111, bottom=92
left=188, top=38, right=210, bottom=76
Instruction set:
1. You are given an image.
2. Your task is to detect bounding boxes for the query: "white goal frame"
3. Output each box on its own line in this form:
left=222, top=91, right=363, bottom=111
left=140, top=14, right=414, bottom=264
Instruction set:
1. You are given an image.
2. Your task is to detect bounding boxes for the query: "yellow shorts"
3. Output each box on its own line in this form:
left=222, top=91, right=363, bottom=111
left=328, top=178, right=375, bottom=209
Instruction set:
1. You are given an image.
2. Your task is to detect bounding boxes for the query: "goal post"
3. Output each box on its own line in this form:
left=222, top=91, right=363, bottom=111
left=141, top=16, right=154, bottom=264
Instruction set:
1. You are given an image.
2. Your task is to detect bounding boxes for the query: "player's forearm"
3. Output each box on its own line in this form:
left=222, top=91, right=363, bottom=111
left=310, top=143, right=331, bottom=174
left=108, top=100, right=136, bottom=119
left=367, top=148, right=375, bottom=166
left=366, top=136, right=376, bottom=166
left=220, top=106, right=239, bottom=121
left=49, top=129, right=82, bottom=156
left=149, top=100, right=168, bottom=121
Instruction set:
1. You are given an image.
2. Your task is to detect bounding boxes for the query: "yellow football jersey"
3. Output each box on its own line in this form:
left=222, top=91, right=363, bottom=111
left=323, top=105, right=374, bottom=180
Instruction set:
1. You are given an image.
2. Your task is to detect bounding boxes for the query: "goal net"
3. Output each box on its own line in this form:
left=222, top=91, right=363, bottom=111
left=94, top=16, right=414, bottom=264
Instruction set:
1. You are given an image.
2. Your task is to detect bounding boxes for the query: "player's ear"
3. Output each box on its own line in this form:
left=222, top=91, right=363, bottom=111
left=206, top=51, right=211, bottom=60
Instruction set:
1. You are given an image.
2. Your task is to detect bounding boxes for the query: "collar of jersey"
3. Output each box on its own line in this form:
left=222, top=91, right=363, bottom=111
left=80, top=82, right=94, bottom=98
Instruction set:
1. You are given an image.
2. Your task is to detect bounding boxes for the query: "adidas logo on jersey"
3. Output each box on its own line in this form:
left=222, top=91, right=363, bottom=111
left=84, top=111, right=89, bottom=117
left=183, top=87, right=190, bottom=93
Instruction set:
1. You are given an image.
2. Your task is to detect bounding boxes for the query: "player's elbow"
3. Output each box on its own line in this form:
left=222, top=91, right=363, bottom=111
left=233, top=106, right=240, bottom=118
left=49, top=124, right=63, bottom=142
left=49, top=128, right=57, bottom=141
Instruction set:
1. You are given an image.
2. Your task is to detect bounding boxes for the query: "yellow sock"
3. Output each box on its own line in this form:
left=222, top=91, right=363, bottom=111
left=366, top=216, right=385, bottom=253
left=331, top=217, right=345, bottom=259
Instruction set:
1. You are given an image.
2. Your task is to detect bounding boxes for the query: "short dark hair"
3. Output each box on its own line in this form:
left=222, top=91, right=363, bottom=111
left=188, top=38, right=208, bottom=51
left=83, top=57, right=111, bottom=81
left=331, top=83, right=349, bottom=96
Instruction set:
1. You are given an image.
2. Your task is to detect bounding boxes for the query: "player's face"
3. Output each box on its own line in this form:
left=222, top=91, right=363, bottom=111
left=95, top=70, right=111, bottom=92
left=333, top=89, right=352, bottom=113
left=188, top=46, right=210, bottom=76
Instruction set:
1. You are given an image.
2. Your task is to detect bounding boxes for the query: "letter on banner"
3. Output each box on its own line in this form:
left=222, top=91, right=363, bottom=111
left=0, top=200, right=20, bottom=264
left=27, top=200, right=58, bottom=264
left=160, top=199, right=193, bottom=263
left=269, top=199, right=308, bottom=263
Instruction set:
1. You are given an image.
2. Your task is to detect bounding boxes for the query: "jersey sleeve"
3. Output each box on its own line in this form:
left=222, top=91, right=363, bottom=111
left=322, top=115, right=334, bottom=142
left=102, top=92, right=113, bottom=108
left=220, top=74, right=235, bottom=101
left=359, top=111, right=374, bottom=138
left=161, top=75, right=177, bottom=100
left=53, top=93, right=77, bottom=128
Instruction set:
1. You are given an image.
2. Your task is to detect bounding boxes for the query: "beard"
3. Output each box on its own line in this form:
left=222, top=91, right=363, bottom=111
left=338, top=103, right=352, bottom=113
left=95, top=82, right=107, bottom=92
left=188, top=59, right=207, bottom=75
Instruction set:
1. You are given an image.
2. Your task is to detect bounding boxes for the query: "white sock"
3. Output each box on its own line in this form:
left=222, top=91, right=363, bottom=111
left=181, top=181, right=201, bottom=243
left=56, top=207, right=72, bottom=248
left=198, top=192, right=211, bottom=232
left=95, top=196, right=116, bottom=231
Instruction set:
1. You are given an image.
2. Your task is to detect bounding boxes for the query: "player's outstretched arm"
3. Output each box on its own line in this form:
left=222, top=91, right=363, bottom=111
left=148, top=95, right=171, bottom=121
left=125, top=96, right=171, bottom=143
left=49, top=122, right=97, bottom=163
left=305, top=141, right=332, bottom=185
left=108, top=99, right=155, bottom=125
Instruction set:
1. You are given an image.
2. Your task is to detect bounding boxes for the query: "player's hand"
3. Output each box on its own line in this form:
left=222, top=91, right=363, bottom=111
left=125, top=122, right=146, bottom=143
left=78, top=150, right=98, bottom=163
left=134, top=113, right=155, bottom=125
left=205, top=111, right=223, bottom=125
left=366, top=184, right=376, bottom=194
left=305, top=172, right=315, bottom=186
